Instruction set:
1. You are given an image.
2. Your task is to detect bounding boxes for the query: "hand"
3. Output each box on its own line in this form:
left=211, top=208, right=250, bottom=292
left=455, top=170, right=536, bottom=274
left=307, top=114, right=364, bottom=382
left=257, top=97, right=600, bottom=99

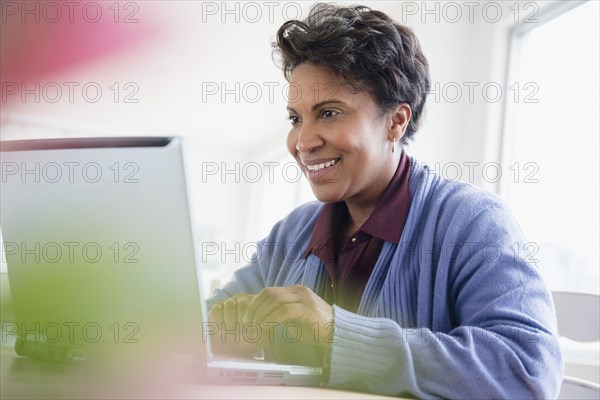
left=208, top=293, right=259, bottom=358
left=242, top=285, right=334, bottom=347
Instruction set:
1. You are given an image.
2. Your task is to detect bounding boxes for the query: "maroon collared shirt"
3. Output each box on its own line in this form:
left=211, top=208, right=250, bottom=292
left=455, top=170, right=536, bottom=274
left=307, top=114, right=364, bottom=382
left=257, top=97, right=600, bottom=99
left=301, top=151, right=412, bottom=312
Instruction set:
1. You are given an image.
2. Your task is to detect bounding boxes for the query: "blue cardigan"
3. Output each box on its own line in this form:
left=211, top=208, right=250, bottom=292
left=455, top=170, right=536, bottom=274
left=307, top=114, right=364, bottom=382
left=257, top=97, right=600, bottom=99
left=211, top=158, right=563, bottom=399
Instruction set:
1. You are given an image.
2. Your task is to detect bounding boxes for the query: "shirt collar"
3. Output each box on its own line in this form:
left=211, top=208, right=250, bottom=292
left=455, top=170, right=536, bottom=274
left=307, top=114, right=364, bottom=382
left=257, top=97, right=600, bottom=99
left=361, top=149, right=411, bottom=244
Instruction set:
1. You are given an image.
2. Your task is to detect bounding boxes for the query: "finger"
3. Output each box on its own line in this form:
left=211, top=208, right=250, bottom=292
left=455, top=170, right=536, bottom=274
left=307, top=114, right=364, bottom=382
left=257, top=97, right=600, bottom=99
left=253, top=298, right=301, bottom=326
left=247, top=286, right=304, bottom=324
left=236, top=297, right=259, bottom=344
left=242, top=290, right=269, bottom=324
left=231, top=293, right=254, bottom=322
left=244, top=287, right=291, bottom=324
left=235, top=293, right=255, bottom=322
left=208, top=303, right=224, bottom=324
left=236, top=296, right=251, bottom=321
left=233, top=292, right=253, bottom=301
left=223, top=298, right=238, bottom=332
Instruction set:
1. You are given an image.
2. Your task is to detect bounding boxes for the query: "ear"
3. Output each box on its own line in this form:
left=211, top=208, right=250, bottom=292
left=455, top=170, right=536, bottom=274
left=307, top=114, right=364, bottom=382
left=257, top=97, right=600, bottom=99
left=387, top=103, right=412, bottom=143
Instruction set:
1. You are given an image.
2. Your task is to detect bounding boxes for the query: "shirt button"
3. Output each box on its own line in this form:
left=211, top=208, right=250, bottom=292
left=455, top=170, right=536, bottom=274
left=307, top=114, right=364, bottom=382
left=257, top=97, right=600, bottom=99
left=351, top=237, right=357, bottom=243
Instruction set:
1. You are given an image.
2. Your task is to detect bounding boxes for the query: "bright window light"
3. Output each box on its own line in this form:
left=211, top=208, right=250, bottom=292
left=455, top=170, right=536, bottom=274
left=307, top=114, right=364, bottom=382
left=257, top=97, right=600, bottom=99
left=503, top=1, right=599, bottom=294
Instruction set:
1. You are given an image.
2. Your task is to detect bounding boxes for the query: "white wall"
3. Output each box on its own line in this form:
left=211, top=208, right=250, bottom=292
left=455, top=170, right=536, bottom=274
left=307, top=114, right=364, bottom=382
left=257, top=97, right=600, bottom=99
left=0, top=0, right=556, bottom=288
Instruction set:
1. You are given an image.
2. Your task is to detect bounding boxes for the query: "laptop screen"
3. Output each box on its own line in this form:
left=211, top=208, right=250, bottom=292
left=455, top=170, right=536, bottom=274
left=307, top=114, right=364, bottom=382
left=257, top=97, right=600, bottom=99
left=0, top=137, right=208, bottom=363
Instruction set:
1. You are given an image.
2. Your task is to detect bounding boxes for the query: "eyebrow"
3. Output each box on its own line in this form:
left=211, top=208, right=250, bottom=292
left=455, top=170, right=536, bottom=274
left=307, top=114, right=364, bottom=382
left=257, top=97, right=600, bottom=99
left=286, top=99, right=347, bottom=113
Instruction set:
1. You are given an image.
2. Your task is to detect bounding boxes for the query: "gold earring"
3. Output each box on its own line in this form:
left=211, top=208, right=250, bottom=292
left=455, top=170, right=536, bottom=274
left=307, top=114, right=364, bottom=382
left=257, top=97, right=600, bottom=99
left=392, top=138, right=396, bottom=153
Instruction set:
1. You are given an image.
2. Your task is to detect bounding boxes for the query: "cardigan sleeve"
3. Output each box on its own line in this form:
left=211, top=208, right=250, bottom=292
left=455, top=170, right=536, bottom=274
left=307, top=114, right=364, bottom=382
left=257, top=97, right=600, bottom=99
left=325, top=203, right=563, bottom=399
left=207, top=229, right=276, bottom=307
left=207, top=201, right=322, bottom=308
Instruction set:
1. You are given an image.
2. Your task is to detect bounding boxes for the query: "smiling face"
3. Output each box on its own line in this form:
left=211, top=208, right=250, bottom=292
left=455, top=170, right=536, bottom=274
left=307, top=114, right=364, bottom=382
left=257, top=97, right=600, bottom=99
left=286, top=63, right=407, bottom=210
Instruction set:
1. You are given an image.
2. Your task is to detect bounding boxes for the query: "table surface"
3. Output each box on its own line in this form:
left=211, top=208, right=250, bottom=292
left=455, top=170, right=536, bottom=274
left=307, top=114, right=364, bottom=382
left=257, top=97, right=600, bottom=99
left=1, top=344, right=400, bottom=399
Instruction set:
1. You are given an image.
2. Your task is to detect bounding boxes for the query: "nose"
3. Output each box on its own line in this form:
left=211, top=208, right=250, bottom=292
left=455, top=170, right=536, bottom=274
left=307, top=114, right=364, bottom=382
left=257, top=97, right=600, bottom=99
left=295, top=121, right=324, bottom=153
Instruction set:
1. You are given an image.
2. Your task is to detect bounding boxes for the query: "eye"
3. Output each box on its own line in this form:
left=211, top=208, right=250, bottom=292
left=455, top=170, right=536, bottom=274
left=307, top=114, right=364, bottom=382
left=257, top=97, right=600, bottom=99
left=288, top=115, right=301, bottom=125
left=320, top=109, right=339, bottom=119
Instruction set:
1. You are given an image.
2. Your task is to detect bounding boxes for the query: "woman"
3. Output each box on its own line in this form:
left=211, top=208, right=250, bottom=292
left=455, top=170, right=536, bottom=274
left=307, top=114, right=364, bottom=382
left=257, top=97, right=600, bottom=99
left=208, top=4, right=562, bottom=398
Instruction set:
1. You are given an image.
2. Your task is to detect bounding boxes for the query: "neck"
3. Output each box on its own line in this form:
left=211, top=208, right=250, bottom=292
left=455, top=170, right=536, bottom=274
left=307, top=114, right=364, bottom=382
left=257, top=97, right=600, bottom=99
left=344, top=202, right=376, bottom=232
left=344, top=152, right=401, bottom=230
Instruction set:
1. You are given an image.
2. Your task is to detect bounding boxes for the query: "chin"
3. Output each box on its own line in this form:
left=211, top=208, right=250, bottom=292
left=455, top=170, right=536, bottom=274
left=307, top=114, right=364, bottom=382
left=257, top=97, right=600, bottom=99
left=311, top=187, right=344, bottom=204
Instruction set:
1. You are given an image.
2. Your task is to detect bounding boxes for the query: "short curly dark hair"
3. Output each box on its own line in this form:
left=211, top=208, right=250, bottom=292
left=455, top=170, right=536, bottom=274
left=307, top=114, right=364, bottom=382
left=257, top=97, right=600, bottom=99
left=273, top=3, right=430, bottom=144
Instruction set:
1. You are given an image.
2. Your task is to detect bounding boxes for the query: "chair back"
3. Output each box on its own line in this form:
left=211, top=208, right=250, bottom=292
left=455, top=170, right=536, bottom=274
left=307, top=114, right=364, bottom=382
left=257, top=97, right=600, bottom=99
left=552, top=291, right=600, bottom=399
left=552, top=291, right=600, bottom=342
left=558, top=377, right=600, bottom=399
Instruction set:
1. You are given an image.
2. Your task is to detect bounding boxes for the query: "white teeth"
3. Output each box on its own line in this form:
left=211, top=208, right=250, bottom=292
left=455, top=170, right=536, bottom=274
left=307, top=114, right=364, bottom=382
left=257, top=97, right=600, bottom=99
left=306, top=159, right=337, bottom=171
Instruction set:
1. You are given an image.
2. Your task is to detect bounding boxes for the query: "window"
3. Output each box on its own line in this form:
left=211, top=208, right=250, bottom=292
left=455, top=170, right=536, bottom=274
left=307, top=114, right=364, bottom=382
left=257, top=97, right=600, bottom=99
left=501, top=1, right=599, bottom=294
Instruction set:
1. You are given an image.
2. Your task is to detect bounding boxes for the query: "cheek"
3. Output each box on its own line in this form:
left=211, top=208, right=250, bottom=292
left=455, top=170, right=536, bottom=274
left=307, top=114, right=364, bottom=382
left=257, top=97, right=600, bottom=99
left=352, top=125, right=388, bottom=159
left=332, top=128, right=361, bottom=154
left=343, top=133, right=387, bottom=169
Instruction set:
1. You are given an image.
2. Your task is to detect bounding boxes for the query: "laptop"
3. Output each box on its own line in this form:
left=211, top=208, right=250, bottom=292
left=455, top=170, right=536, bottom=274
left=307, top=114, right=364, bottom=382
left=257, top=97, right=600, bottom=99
left=0, top=136, right=322, bottom=386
